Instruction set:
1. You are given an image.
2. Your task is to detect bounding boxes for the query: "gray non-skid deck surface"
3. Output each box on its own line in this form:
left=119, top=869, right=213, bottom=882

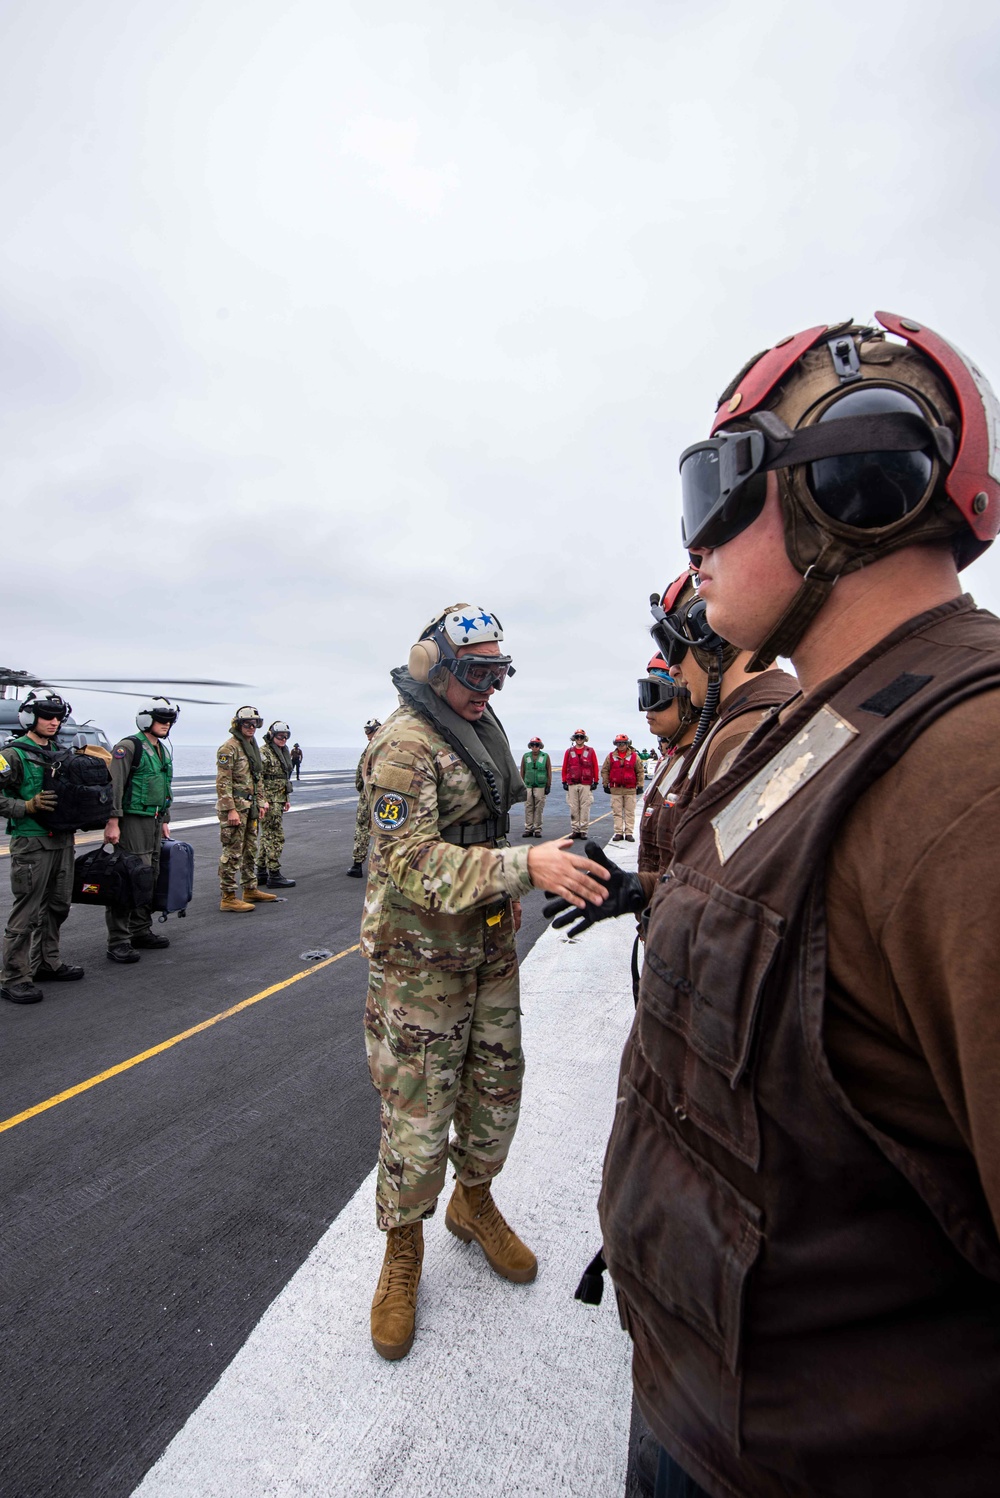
left=134, top=843, right=638, bottom=1497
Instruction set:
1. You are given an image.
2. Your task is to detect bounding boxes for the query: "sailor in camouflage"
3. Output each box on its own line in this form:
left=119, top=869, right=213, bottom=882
left=216, top=707, right=276, bottom=912
left=256, top=721, right=295, bottom=888
left=346, top=718, right=381, bottom=878
left=363, top=603, right=610, bottom=1361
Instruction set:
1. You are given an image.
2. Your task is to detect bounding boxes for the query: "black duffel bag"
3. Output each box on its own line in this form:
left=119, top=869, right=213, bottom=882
left=73, top=844, right=155, bottom=909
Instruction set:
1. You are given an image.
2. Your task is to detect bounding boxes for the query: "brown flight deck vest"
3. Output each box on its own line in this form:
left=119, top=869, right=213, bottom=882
left=600, top=596, right=1000, bottom=1498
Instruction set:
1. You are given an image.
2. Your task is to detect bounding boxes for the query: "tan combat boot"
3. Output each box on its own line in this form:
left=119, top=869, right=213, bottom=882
left=220, top=894, right=255, bottom=912
left=445, top=1180, right=537, bottom=1283
left=242, top=885, right=278, bottom=902
left=371, top=1222, right=423, bottom=1360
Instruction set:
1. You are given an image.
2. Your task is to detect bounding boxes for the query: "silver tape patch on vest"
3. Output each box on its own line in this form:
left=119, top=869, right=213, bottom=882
left=711, top=705, right=858, bottom=864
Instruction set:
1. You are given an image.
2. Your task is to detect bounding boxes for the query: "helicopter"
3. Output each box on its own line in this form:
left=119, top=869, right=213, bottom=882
left=0, top=668, right=251, bottom=751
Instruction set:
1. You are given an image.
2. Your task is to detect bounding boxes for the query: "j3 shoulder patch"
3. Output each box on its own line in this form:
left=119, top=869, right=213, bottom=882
left=373, top=791, right=410, bottom=832
left=217, top=749, right=234, bottom=764
left=113, top=745, right=128, bottom=759
left=0, top=753, right=8, bottom=776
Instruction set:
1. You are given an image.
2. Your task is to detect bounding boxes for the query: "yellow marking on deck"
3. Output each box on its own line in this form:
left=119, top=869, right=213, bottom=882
left=0, top=945, right=360, bottom=1135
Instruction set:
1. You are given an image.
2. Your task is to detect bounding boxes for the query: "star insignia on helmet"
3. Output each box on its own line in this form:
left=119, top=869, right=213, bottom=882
left=478, top=611, right=493, bottom=628
left=458, top=614, right=478, bottom=633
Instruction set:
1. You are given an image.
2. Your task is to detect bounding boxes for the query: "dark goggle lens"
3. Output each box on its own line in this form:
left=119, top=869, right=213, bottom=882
left=679, top=430, right=767, bottom=550
left=650, top=617, right=687, bottom=668
left=638, top=675, right=680, bottom=712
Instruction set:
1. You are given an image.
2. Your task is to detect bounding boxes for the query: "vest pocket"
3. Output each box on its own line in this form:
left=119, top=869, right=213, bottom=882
left=600, top=1075, right=763, bottom=1453
left=639, top=863, right=783, bottom=1166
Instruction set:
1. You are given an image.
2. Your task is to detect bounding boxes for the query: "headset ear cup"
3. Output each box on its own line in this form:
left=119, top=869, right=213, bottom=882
left=408, top=640, right=439, bottom=683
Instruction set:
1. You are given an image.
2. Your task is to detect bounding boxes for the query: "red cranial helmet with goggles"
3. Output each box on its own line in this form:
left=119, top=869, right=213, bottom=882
left=649, top=568, right=740, bottom=675
left=638, top=651, right=694, bottom=723
left=681, top=312, right=1000, bottom=669
left=613, top=733, right=631, bottom=746
left=408, top=604, right=513, bottom=697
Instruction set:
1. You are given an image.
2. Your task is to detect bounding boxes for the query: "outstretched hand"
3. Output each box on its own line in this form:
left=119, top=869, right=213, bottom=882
left=527, top=838, right=610, bottom=909
left=542, top=840, right=645, bottom=938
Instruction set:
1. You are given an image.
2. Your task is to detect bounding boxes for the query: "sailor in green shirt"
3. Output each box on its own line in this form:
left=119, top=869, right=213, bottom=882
left=1, top=690, right=82, bottom=1005
left=103, top=698, right=177, bottom=963
left=518, top=736, right=551, bottom=837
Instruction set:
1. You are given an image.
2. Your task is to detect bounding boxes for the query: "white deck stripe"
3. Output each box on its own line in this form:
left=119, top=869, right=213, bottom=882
left=133, top=840, right=638, bottom=1497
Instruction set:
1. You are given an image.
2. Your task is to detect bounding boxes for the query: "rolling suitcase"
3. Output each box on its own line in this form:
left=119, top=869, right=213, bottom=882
left=153, top=837, right=194, bottom=920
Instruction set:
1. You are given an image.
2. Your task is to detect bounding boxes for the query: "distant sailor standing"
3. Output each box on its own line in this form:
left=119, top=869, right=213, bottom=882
left=290, top=742, right=303, bottom=780
left=519, top=736, right=550, bottom=837
left=256, top=721, right=296, bottom=889
left=561, top=729, right=599, bottom=839
left=0, top=690, right=77, bottom=1004
left=347, top=718, right=381, bottom=878
left=103, top=697, right=178, bottom=963
left=216, top=707, right=277, bottom=912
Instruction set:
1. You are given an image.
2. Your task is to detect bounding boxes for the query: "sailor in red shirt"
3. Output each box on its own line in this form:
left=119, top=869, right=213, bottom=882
left=561, top=729, right=599, bottom=840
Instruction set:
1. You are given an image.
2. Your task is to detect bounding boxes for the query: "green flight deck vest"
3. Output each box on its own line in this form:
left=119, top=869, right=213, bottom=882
left=124, top=737, right=172, bottom=816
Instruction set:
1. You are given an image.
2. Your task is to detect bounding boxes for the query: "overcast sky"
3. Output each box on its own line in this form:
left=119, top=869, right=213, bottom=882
left=3, top=0, right=999, bottom=752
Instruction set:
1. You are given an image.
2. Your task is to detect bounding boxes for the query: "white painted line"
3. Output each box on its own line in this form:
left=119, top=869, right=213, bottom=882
left=133, top=840, right=637, bottom=1498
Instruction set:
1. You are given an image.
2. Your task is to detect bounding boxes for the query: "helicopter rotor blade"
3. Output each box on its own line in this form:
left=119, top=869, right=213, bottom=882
left=45, top=677, right=253, bottom=687
left=42, top=684, right=233, bottom=705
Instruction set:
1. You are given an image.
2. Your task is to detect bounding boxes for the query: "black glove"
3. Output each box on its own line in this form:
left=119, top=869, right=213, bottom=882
left=545, top=788, right=550, bottom=795
left=542, top=841, right=645, bottom=938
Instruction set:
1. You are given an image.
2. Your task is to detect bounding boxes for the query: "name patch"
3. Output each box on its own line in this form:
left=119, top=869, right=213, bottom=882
left=374, top=791, right=410, bottom=832
left=710, top=705, right=857, bottom=864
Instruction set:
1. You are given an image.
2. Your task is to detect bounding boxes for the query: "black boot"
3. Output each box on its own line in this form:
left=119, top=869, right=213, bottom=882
left=107, top=944, right=141, bottom=964
left=131, top=932, right=170, bottom=949
left=268, top=870, right=296, bottom=887
left=1, top=980, right=43, bottom=1004
left=346, top=862, right=364, bottom=878
left=256, top=864, right=269, bottom=887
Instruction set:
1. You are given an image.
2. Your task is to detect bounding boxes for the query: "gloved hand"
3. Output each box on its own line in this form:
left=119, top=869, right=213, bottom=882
left=603, top=785, right=610, bottom=794
left=25, top=791, right=57, bottom=813
left=543, top=841, right=645, bottom=938
left=545, top=788, right=550, bottom=795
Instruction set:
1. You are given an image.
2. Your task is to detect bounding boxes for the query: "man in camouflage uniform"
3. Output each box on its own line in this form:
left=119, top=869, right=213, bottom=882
left=362, top=603, right=609, bottom=1361
left=346, top=717, right=381, bottom=878
left=256, top=721, right=296, bottom=889
left=216, top=706, right=277, bottom=912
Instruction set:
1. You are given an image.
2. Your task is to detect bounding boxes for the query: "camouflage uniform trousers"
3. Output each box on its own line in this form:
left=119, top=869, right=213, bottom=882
left=257, top=796, right=287, bottom=872
left=218, top=807, right=260, bottom=895
left=364, top=937, right=523, bottom=1230
left=352, top=787, right=372, bottom=866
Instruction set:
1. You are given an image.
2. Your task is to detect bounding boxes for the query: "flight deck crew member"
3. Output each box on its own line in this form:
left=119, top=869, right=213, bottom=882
left=636, top=655, right=696, bottom=891
left=216, top=706, right=276, bottom=912
left=519, top=736, right=551, bottom=837
left=290, top=742, right=303, bottom=779
left=103, top=697, right=177, bottom=963
left=561, top=729, right=599, bottom=838
left=257, top=721, right=296, bottom=888
left=0, top=691, right=82, bottom=1004
left=347, top=718, right=382, bottom=878
left=600, top=314, right=1000, bottom=1498
left=601, top=734, right=644, bottom=841
left=362, top=603, right=609, bottom=1361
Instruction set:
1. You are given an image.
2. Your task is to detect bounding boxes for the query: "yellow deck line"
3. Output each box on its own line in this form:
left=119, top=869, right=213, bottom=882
left=0, top=944, right=360, bottom=1136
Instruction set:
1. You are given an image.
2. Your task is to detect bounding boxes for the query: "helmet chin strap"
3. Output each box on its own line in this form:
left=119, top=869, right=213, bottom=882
left=746, top=540, right=845, bottom=673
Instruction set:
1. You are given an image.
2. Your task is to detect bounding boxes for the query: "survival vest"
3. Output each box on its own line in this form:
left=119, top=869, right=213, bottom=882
left=600, top=597, right=1000, bottom=1498
left=1, top=737, right=48, bottom=836
left=562, top=746, right=598, bottom=784
left=123, top=736, right=172, bottom=816
left=520, top=751, right=550, bottom=788
left=607, top=749, right=639, bottom=789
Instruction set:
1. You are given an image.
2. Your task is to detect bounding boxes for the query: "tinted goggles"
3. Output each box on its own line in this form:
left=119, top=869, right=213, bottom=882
left=680, top=409, right=941, bottom=551
left=638, top=674, right=683, bottom=712
left=444, top=654, right=514, bottom=692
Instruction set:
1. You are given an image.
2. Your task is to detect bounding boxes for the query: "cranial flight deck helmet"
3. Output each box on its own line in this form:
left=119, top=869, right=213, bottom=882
left=18, top=689, right=71, bottom=730
left=408, top=604, right=513, bottom=696
left=649, top=569, right=739, bottom=750
left=638, top=650, right=694, bottom=731
left=265, top=720, right=290, bottom=741
left=136, top=697, right=179, bottom=732
left=234, top=705, right=264, bottom=729
left=680, top=312, right=1000, bottom=669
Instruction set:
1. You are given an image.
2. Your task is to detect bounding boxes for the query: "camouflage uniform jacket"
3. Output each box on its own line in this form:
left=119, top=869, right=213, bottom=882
left=261, top=740, right=292, bottom=804
left=360, top=705, right=533, bottom=973
left=215, top=736, right=263, bottom=819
